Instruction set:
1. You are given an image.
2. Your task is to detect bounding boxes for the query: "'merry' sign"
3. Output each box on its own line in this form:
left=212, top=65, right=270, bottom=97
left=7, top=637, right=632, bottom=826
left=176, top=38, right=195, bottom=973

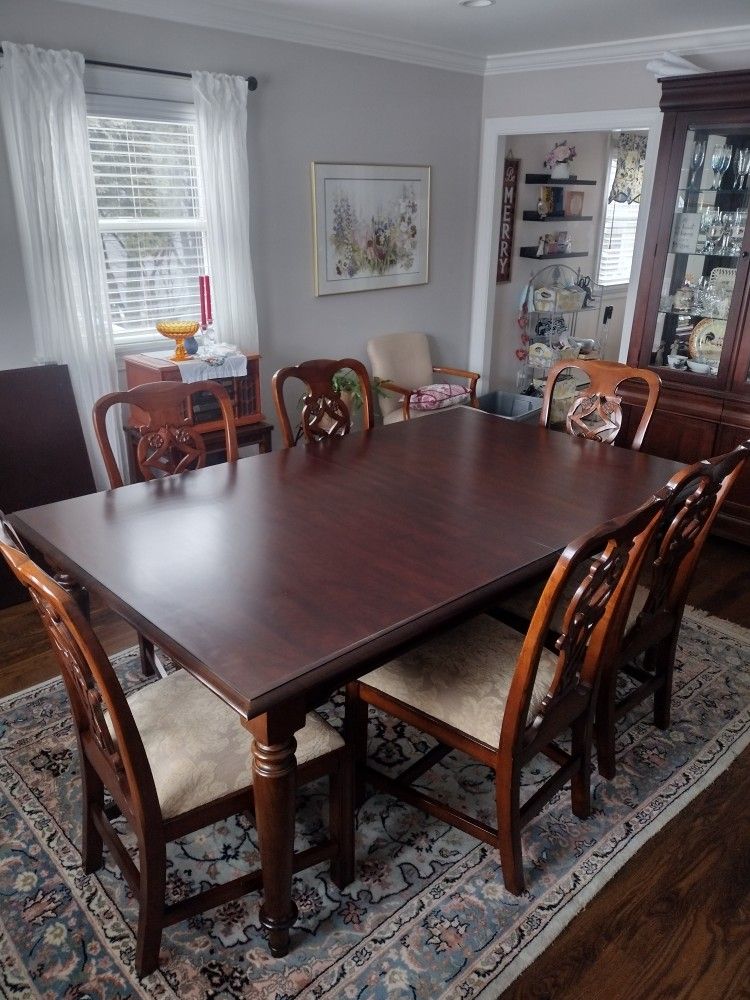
left=496, top=158, right=519, bottom=284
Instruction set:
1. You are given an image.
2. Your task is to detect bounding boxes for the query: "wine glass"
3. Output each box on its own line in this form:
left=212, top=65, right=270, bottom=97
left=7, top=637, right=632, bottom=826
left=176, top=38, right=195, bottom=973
left=689, top=138, right=706, bottom=187
left=699, top=205, right=719, bottom=252
left=711, top=144, right=732, bottom=189
left=733, top=148, right=750, bottom=190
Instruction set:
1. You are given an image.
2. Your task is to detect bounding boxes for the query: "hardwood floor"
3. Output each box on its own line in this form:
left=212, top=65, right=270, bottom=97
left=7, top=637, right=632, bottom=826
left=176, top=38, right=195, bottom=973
left=0, top=538, right=748, bottom=997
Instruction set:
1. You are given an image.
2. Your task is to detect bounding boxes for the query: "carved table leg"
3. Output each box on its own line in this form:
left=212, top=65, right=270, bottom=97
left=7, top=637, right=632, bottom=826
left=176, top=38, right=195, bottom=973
left=244, top=703, right=306, bottom=957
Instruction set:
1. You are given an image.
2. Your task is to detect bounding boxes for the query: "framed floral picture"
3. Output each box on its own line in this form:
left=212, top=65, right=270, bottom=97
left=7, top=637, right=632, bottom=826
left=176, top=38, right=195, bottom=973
left=311, top=162, right=430, bottom=296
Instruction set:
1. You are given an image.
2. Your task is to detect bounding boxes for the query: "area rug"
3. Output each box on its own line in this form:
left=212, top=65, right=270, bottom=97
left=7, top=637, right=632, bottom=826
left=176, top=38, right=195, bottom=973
left=0, top=607, right=748, bottom=1000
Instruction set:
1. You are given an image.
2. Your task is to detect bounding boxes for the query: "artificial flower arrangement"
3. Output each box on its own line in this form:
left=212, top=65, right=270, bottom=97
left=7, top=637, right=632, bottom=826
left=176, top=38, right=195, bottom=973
left=544, top=140, right=577, bottom=170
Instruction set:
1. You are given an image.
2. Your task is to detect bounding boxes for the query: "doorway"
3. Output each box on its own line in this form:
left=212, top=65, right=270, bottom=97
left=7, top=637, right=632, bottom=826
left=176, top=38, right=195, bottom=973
left=468, top=109, right=663, bottom=390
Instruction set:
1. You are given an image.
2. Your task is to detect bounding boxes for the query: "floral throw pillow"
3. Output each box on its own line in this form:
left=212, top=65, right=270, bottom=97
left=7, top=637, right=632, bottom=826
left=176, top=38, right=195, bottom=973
left=409, top=383, right=470, bottom=411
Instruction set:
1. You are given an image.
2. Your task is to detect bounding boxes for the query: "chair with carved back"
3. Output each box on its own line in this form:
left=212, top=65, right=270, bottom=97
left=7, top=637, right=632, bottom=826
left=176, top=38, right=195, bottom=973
left=0, top=519, right=354, bottom=978
left=345, top=492, right=666, bottom=894
left=271, top=358, right=374, bottom=448
left=541, top=359, right=661, bottom=451
left=93, top=380, right=239, bottom=489
left=595, top=439, right=750, bottom=777
left=93, top=380, right=239, bottom=677
left=367, top=332, right=480, bottom=424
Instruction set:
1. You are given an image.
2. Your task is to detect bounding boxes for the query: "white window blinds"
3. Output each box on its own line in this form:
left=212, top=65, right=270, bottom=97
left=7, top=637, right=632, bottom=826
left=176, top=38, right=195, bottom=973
left=87, top=114, right=207, bottom=344
left=597, top=156, right=642, bottom=287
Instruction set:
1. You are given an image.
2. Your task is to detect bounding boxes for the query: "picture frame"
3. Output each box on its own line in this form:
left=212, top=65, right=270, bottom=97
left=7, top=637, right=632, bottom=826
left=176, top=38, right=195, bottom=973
left=564, top=190, right=585, bottom=217
left=311, top=162, right=430, bottom=296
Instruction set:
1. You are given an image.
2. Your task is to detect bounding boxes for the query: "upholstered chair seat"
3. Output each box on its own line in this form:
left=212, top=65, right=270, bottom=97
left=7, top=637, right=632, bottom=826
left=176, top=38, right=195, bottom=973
left=107, top=670, right=343, bottom=819
left=360, top=616, right=558, bottom=748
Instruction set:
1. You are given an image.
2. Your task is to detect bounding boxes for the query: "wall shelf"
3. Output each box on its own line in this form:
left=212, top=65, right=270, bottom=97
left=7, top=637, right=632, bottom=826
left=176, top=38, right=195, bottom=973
left=522, top=211, right=593, bottom=222
left=519, top=248, right=589, bottom=260
left=525, top=174, right=597, bottom=186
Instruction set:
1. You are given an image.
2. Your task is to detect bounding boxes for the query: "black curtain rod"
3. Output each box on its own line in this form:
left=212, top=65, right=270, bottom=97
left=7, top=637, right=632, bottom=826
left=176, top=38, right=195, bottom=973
left=0, top=47, right=258, bottom=91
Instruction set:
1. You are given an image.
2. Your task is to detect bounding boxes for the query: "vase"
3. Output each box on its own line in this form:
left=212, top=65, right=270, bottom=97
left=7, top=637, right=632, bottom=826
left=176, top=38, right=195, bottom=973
left=550, top=162, right=570, bottom=180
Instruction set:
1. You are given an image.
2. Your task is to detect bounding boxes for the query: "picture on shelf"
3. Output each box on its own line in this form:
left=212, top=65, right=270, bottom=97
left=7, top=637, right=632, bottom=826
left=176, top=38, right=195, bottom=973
left=564, top=190, right=585, bottom=217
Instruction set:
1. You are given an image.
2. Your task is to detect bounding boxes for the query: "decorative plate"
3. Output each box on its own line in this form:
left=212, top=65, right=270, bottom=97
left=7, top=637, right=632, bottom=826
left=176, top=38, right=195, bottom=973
left=528, top=342, right=554, bottom=368
left=688, top=318, right=725, bottom=360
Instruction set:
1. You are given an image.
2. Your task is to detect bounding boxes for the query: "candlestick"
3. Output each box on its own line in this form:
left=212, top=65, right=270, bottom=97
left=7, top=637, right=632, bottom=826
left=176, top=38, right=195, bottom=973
left=205, top=274, right=212, bottom=326
left=199, top=275, right=207, bottom=328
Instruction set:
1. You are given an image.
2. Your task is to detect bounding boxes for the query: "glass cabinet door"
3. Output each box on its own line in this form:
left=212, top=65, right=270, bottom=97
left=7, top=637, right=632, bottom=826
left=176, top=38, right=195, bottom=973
left=648, top=123, right=750, bottom=381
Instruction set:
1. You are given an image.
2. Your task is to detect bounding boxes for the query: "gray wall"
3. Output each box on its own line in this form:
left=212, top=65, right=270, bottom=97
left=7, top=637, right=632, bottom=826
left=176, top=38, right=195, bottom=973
left=0, top=0, right=483, bottom=406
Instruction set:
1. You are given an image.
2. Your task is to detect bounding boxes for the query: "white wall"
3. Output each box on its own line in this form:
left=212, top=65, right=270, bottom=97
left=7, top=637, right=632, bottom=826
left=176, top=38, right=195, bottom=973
left=0, top=0, right=483, bottom=408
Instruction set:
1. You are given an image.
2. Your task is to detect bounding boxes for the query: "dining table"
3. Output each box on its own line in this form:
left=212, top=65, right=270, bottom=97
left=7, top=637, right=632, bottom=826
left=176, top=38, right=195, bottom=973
left=9, top=405, right=684, bottom=956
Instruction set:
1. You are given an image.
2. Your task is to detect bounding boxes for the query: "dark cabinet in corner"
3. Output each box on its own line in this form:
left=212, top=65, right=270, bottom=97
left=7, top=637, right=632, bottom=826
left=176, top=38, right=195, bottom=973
left=627, top=69, right=750, bottom=543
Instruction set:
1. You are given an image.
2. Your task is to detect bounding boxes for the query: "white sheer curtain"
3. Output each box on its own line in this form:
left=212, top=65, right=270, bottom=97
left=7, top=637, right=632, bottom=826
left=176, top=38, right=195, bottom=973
left=192, top=71, right=259, bottom=354
left=0, top=42, right=120, bottom=490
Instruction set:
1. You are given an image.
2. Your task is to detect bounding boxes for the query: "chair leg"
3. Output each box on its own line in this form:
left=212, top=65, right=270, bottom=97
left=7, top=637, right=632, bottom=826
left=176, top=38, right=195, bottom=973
left=571, top=712, right=593, bottom=820
left=328, top=751, right=355, bottom=889
left=652, top=629, right=679, bottom=731
left=80, top=756, right=104, bottom=874
left=344, top=682, right=369, bottom=809
left=135, top=836, right=167, bottom=978
left=138, top=634, right=157, bottom=678
left=495, top=765, right=525, bottom=896
left=595, top=666, right=619, bottom=781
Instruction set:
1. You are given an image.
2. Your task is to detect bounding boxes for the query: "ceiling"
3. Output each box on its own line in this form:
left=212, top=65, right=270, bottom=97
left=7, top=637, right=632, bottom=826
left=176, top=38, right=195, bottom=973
left=62, top=0, right=750, bottom=73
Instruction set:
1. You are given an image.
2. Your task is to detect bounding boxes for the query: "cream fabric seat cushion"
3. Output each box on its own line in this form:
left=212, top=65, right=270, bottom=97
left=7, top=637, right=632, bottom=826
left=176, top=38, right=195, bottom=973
left=360, top=615, right=558, bottom=749
left=107, top=670, right=342, bottom=820
left=500, top=577, right=650, bottom=637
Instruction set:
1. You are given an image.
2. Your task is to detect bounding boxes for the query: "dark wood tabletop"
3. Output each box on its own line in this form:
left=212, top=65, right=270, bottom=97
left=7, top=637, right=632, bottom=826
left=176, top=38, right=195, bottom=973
left=10, top=405, right=685, bottom=958
left=11, top=406, right=682, bottom=720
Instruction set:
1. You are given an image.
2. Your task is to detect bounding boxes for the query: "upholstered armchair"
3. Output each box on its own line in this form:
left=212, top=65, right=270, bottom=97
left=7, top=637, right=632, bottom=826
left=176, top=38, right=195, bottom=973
left=367, top=332, right=479, bottom=425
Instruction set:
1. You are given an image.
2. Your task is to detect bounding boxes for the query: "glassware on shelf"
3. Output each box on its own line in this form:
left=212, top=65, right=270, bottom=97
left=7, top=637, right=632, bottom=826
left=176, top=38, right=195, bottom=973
left=689, top=138, right=706, bottom=187
left=732, top=147, right=750, bottom=190
left=728, top=208, right=747, bottom=254
left=698, top=205, right=719, bottom=252
left=710, top=144, right=732, bottom=189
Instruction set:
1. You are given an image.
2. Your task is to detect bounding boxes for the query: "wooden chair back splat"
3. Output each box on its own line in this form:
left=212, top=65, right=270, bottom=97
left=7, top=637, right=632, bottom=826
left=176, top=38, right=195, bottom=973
left=93, top=380, right=240, bottom=678
left=541, top=359, right=661, bottom=451
left=271, top=358, right=374, bottom=448
left=346, top=490, right=667, bottom=895
left=0, top=520, right=354, bottom=978
left=93, top=380, right=239, bottom=490
left=595, top=439, right=750, bottom=777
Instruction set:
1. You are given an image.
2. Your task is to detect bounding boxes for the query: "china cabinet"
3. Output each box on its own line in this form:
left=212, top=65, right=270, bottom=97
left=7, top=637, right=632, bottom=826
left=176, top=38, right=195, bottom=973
left=628, top=69, right=750, bottom=542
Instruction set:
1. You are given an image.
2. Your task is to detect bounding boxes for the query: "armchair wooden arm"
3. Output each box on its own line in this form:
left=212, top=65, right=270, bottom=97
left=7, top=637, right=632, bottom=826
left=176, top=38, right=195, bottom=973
left=379, top=379, right=417, bottom=421
left=432, top=366, right=480, bottom=405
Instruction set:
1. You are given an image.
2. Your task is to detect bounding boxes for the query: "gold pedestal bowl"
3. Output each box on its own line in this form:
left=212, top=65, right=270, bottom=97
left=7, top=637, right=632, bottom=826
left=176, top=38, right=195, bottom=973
left=156, top=321, right=200, bottom=362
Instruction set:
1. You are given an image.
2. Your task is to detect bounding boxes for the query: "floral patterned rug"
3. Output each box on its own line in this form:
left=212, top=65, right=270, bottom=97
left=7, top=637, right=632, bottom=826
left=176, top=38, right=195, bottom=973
left=1, top=607, right=748, bottom=1000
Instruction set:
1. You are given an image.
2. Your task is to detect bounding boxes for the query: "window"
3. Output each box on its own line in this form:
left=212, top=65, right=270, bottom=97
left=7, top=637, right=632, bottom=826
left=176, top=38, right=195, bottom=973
left=87, top=114, right=207, bottom=346
left=597, top=156, right=642, bottom=288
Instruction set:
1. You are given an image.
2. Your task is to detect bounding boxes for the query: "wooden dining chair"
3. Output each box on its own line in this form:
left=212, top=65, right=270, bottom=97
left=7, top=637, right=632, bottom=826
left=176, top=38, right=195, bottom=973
left=272, top=358, right=374, bottom=448
left=541, top=359, right=661, bottom=451
left=93, top=380, right=239, bottom=490
left=93, top=380, right=239, bottom=677
left=595, top=439, right=750, bottom=777
left=345, top=493, right=666, bottom=895
left=0, top=520, right=354, bottom=978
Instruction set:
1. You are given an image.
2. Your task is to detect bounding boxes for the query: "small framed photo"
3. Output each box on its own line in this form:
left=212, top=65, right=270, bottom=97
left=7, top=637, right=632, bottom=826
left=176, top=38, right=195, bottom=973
left=311, top=162, right=430, bottom=296
left=564, top=190, right=585, bottom=217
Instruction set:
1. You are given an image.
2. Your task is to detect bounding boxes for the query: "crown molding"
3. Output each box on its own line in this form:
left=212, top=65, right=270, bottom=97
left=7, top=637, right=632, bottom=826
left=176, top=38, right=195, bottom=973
left=55, top=0, right=486, bottom=75
left=484, top=23, right=750, bottom=75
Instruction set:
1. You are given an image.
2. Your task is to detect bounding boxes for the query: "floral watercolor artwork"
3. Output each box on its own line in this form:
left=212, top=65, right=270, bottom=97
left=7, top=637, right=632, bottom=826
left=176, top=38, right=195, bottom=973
left=312, top=163, right=430, bottom=295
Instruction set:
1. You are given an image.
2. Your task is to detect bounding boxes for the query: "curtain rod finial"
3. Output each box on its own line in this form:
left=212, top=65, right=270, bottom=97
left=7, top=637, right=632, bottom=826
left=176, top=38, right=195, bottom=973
left=248, top=76, right=258, bottom=91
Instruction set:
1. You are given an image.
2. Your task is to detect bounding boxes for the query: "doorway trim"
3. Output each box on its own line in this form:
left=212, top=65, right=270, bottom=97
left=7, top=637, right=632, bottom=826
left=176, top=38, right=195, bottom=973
left=468, top=108, right=663, bottom=386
